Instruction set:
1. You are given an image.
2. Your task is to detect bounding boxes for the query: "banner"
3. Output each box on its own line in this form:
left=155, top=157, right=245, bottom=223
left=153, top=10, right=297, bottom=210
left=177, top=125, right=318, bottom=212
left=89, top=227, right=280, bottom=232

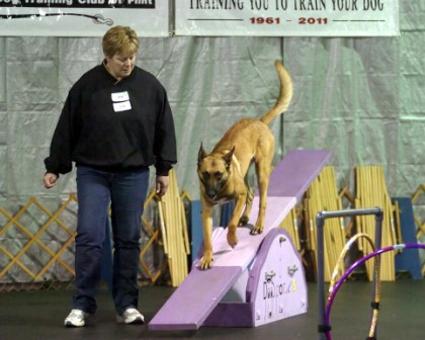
left=0, top=0, right=169, bottom=37
left=176, top=0, right=399, bottom=36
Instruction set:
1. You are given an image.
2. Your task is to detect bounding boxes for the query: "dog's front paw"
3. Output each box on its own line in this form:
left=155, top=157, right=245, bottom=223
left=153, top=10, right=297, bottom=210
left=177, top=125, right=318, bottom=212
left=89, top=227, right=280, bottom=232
left=227, top=231, right=238, bottom=248
left=250, top=224, right=264, bottom=235
left=199, top=252, right=214, bottom=270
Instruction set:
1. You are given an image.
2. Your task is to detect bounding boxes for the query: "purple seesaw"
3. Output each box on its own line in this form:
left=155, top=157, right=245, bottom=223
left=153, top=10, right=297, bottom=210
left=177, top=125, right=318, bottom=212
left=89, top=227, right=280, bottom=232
left=149, top=149, right=332, bottom=330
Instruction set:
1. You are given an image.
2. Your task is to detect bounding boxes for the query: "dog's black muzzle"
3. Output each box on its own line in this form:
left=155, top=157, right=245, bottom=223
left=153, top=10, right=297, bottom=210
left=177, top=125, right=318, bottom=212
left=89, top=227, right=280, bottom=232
left=206, top=189, right=218, bottom=200
left=199, top=175, right=227, bottom=202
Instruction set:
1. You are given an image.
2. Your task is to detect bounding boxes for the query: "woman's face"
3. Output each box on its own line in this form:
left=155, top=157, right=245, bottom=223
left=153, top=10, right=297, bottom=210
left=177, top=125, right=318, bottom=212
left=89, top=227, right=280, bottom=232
left=105, top=52, right=136, bottom=80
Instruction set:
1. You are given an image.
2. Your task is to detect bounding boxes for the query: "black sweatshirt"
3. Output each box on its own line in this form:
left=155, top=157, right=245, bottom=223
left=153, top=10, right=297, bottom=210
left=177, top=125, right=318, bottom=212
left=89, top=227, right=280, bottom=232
left=44, top=64, right=177, bottom=176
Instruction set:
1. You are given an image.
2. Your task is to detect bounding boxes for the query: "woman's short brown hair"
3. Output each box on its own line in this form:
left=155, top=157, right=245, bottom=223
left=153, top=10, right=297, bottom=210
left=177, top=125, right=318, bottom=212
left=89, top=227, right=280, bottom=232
left=102, top=26, right=139, bottom=57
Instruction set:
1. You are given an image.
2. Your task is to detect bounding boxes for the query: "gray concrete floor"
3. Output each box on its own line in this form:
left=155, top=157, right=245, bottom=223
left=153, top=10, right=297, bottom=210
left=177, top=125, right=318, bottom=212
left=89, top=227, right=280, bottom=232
left=1, top=279, right=424, bottom=339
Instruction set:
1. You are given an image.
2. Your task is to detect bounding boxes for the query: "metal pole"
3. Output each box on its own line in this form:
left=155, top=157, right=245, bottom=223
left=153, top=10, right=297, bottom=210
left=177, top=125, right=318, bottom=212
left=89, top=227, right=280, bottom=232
left=368, top=210, right=384, bottom=339
left=316, top=212, right=327, bottom=340
left=316, top=207, right=383, bottom=340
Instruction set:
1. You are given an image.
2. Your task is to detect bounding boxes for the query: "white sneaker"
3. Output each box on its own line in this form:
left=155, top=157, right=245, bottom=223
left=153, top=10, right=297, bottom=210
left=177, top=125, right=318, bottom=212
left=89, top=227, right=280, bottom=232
left=64, top=309, right=89, bottom=327
left=116, top=307, right=145, bottom=324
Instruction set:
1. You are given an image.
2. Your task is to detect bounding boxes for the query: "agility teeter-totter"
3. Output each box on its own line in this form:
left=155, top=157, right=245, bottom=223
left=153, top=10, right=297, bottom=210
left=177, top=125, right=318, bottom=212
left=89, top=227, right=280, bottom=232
left=149, top=149, right=331, bottom=330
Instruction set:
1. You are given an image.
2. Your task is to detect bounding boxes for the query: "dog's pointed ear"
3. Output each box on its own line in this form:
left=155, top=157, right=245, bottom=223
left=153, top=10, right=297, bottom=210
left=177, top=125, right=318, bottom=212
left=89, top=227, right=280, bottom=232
left=223, top=146, right=235, bottom=168
left=198, top=143, right=207, bottom=165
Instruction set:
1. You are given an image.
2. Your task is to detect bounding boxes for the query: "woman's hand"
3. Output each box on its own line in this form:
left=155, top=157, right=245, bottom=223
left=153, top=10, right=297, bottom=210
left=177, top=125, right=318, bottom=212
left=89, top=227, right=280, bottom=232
left=156, top=175, right=169, bottom=197
left=43, top=172, right=58, bottom=189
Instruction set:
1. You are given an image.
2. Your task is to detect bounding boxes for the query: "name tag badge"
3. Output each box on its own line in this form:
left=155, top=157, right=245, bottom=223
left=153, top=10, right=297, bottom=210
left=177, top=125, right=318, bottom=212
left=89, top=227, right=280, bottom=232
left=113, top=100, right=132, bottom=112
left=111, top=91, right=130, bottom=102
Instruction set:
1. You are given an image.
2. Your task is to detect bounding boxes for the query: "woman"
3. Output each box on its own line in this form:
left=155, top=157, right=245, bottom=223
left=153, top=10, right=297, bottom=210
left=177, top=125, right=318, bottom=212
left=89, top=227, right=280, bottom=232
left=43, top=26, right=177, bottom=327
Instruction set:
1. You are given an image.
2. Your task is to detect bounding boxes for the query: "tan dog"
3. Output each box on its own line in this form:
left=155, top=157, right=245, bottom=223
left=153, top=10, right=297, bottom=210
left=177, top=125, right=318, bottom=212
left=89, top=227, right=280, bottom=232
left=197, top=60, right=293, bottom=270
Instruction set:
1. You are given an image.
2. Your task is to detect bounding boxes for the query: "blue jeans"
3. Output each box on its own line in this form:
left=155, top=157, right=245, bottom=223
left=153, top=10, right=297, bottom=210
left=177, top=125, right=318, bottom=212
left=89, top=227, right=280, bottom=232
left=72, top=165, right=149, bottom=315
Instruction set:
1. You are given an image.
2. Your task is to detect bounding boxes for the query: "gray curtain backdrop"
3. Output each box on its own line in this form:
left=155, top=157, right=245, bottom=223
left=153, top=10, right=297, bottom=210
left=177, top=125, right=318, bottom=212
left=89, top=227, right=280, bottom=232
left=0, top=2, right=423, bottom=209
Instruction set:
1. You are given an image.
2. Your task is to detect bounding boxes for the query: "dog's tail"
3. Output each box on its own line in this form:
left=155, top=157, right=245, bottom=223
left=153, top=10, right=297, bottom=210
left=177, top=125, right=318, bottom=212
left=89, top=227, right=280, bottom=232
left=259, top=60, right=293, bottom=125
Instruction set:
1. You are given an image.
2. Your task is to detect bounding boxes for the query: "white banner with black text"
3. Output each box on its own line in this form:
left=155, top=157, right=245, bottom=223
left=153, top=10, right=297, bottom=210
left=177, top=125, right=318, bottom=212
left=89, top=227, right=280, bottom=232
left=0, top=0, right=169, bottom=37
left=176, top=0, right=399, bottom=36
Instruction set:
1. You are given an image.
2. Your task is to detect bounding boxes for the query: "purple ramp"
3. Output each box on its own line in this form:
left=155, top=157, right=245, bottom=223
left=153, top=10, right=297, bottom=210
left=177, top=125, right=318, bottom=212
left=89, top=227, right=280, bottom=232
left=204, top=229, right=308, bottom=327
left=150, top=149, right=330, bottom=331
left=200, top=196, right=296, bottom=269
left=148, top=266, right=242, bottom=330
left=268, top=149, right=331, bottom=202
